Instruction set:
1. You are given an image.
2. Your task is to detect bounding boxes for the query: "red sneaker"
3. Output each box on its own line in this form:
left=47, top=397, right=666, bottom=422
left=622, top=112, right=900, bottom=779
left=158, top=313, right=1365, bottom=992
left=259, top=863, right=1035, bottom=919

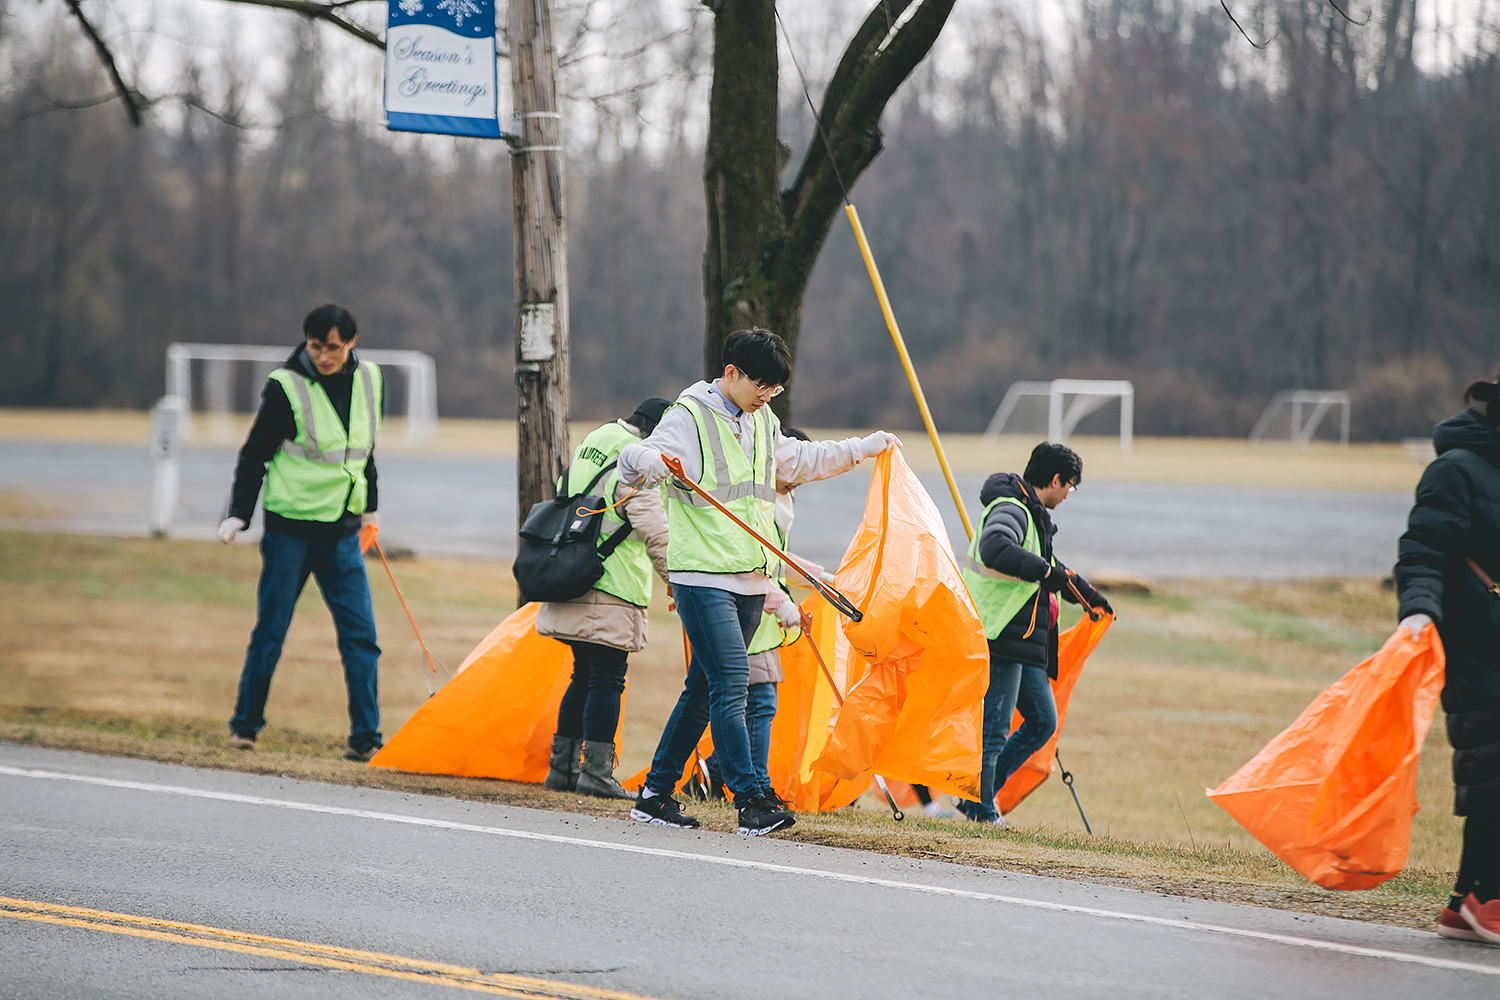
left=1438, top=903, right=1482, bottom=942
left=1460, top=893, right=1500, bottom=945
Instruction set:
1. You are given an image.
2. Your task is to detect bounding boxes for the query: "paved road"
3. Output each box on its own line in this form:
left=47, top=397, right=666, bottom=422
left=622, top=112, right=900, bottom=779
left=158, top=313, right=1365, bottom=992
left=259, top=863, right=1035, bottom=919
left=2, top=744, right=1497, bottom=999
left=0, top=441, right=1413, bottom=578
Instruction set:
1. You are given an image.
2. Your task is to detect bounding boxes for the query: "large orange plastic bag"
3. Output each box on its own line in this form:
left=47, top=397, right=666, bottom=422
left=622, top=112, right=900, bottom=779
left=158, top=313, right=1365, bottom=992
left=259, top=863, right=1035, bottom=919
left=1207, top=624, right=1445, bottom=890
left=995, top=609, right=1113, bottom=816
left=811, top=448, right=989, bottom=799
left=370, top=604, right=623, bottom=781
left=767, top=594, right=871, bottom=811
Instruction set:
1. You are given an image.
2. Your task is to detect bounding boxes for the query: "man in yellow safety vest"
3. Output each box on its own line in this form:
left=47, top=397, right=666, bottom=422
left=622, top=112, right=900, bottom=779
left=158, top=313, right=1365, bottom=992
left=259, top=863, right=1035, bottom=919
left=217, top=304, right=386, bottom=762
left=618, top=327, right=899, bottom=836
left=957, top=442, right=1111, bottom=823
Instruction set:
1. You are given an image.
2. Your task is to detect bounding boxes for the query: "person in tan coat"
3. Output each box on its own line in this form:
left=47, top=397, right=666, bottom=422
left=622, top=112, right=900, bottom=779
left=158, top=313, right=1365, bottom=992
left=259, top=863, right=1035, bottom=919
left=537, top=398, right=672, bottom=798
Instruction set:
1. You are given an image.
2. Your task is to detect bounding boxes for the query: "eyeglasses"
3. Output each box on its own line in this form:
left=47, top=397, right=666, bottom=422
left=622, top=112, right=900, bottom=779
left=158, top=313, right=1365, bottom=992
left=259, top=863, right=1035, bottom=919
left=750, top=380, right=785, bottom=399
left=1067, top=481, right=1079, bottom=494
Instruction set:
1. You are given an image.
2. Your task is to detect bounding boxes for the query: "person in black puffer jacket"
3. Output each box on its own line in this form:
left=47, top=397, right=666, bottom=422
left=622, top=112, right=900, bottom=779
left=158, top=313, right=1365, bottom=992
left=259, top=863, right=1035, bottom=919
left=1395, top=370, right=1500, bottom=943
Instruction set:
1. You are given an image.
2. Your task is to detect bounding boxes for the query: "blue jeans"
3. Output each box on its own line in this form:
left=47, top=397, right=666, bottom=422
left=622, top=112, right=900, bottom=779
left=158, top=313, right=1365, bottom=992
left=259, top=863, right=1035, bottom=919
left=969, top=657, right=1024, bottom=822
left=989, top=663, right=1058, bottom=805
left=709, top=680, right=778, bottom=794
left=645, top=584, right=764, bottom=799
left=230, top=530, right=381, bottom=745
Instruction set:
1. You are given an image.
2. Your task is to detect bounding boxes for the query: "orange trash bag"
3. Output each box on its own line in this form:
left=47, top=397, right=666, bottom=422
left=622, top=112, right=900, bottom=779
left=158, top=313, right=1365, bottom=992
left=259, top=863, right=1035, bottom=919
left=371, top=604, right=623, bottom=781
left=1206, top=623, right=1445, bottom=890
left=994, top=609, right=1113, bottom=816
left=811, top=448, right=989, bottom=799
left=767, top=593, right=872, bottom=812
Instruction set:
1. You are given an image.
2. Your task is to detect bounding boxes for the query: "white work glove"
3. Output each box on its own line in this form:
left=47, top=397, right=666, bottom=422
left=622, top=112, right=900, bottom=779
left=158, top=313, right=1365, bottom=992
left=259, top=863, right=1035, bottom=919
left=217, top=517, right=247, bottom=544
left=820, top=570, right=838, bottom=586
left=361, top=512, right=378, bottom=527
left=1398, top=613, right=1433, bottom=641
left=774, top=599, right=802, bottom=631
left=633, top=450, right=671, bottom=488
left=857, top=430, right=901, bottom=459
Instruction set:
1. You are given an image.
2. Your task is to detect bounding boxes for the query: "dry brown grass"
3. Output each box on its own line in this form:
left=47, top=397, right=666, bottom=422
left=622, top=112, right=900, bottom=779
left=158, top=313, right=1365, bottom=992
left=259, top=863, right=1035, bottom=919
left=0, top=529, right=1459, bottom=932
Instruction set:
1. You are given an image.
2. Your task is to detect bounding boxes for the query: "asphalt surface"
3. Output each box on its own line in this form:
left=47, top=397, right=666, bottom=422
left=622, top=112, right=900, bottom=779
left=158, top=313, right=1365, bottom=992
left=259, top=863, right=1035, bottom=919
left=0, top=441, right=1412, bottom=578
left=2, top=744, right=1498, bottom=999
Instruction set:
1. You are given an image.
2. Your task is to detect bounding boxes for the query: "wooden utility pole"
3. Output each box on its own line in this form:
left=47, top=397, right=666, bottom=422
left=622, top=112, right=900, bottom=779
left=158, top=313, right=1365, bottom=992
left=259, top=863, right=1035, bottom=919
left=509, top=0, right=570, bottom=528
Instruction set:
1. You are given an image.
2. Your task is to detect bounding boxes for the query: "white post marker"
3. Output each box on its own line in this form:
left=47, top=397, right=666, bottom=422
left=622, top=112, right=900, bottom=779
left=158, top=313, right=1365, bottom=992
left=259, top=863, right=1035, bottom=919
left=384, top=0, right=503, bottom=139
left=149, top=395, right=187, bottom=537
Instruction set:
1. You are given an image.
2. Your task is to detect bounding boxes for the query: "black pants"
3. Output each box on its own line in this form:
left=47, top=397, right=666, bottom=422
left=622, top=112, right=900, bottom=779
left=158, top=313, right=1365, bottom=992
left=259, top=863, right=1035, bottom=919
left=556, top=641, right=629, bottom=743
left=1455, top=807, right=1500, bottom=901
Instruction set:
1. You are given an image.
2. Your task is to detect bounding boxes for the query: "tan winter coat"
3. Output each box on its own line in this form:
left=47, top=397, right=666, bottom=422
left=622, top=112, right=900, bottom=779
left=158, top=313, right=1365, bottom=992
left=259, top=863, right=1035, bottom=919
left=536, top=444, right=670, bottom=652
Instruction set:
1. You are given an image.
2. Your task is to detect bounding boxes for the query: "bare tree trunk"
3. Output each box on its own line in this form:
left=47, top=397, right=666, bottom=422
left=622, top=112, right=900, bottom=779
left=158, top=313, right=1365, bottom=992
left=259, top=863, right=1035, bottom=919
left=510, top=0, right=571, bottom=530
left=700, top=0, right=957, bottom=422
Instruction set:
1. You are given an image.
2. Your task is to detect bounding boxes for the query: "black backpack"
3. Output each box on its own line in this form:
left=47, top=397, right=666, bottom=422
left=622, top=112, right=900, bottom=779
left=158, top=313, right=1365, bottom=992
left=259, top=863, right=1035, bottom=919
left=513, top=460, right=634, bottom=604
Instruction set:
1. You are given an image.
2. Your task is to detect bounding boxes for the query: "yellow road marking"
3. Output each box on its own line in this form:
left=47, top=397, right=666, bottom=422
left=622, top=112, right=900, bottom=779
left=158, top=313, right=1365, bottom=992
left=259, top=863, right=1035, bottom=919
left=0, top=897, right=660, bottom=999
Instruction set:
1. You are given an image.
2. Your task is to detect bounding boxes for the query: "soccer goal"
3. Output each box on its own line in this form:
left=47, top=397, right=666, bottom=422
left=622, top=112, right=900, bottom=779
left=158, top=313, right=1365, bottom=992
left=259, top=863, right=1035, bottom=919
left=164, top=343, right=438, bottom=444
left=982, top=379, right=1134, bottom=454
left=1248, top=390, right=1350, bottom=447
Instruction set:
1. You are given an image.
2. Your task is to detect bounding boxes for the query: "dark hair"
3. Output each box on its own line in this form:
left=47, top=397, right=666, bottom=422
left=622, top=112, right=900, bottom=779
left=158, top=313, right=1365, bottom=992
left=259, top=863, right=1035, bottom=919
left=1465, top=367, right=1500, bottom=429
left=626, top=396, right=674, bottom=436
left=304, top=303, right=357, bottom=343
left=1023, top=442, right=1082, bottom=489
left=722, top=328, right=791, bottom=387
left=781, top=426, right=810, bottom=442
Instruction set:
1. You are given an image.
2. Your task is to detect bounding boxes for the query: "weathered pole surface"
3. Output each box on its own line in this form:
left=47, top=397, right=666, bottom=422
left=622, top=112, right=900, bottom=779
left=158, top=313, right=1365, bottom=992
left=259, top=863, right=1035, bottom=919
left=509, top=0, right=570, bottom=529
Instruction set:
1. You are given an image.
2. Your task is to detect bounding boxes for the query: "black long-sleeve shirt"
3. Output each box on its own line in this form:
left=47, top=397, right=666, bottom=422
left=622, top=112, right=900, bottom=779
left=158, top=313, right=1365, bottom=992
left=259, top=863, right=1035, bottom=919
left=228, top=346, right=381, bottom=543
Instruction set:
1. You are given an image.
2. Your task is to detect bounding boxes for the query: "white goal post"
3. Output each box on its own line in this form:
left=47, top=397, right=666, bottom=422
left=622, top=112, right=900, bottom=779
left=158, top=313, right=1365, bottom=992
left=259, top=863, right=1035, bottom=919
left=165, top=343, right=438, bottom=444
left=1249, top=390, right=1349, bottom=447
left=982, top=379, right=1134, bottom=454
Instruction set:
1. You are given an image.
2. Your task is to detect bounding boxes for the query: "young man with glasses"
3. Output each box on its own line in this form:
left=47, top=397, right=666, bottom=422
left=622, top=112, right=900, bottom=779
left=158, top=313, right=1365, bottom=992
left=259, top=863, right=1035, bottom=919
left=956, top=441, right=1112, bottom=824
left=618, top=327, right=898, bottom=835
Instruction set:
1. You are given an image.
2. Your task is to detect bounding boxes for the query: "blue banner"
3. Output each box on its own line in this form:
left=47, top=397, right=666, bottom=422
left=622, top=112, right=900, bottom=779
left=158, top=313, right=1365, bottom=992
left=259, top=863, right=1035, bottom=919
left=385, top=0, right=502, bottom=139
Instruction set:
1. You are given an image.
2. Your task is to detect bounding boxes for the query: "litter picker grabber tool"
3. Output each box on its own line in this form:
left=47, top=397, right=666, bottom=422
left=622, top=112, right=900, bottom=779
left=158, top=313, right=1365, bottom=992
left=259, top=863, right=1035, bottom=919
left=660, top=454, right=864, bottom=623
left=371, top=537, right=450, bottom=696
left=1063, top=570, right=1102, bottom=623
left=803, top=625, right=844, bottom=708
left=873, top=774, right=905, bottom=822
left=1056, top=750, right=1093, bottom=835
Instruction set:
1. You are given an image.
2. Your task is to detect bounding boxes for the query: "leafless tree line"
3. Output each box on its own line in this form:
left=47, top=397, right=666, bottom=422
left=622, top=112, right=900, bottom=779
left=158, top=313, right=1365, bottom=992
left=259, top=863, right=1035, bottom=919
left=2, top=0, right=1496, bottom=438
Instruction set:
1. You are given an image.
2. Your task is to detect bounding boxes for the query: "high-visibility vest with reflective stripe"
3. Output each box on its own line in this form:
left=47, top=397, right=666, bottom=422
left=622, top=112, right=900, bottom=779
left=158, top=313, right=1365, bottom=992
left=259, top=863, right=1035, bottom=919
left=662, top=397, right=778, bottom=575
left=960, top=495, right=1051, bottom=640
left=263, top=362, right=383, bottom=522
left=748, top=519, right=799, bottom=654
left=559, top=421, right=652, bottom=608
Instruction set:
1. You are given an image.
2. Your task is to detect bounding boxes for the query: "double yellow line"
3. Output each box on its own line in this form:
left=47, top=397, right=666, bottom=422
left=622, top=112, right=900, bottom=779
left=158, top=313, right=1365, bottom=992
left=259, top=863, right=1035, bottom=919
left=1, top=896, right=659, bottom=999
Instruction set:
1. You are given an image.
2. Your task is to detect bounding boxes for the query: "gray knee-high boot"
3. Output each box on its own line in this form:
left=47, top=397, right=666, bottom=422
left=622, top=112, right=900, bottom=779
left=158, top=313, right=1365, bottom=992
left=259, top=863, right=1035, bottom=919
left=576, top=740, right=634, bottom=800
left=545, top=735, right=581, bottom=791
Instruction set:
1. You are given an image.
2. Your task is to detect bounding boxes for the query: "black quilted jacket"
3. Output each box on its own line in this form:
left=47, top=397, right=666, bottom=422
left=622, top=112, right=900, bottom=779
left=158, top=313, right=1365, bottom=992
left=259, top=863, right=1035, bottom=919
left=1395, top=406, right=1500, bottom=815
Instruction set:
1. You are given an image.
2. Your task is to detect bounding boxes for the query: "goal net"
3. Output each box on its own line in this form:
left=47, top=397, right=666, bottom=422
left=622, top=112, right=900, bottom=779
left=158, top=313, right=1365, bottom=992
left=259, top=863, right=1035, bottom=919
left=1249, top=390, right=1349, bottom=446
left=164, top=343, right=438, bottom=444
left=982, top=379, right=1134, bottom=454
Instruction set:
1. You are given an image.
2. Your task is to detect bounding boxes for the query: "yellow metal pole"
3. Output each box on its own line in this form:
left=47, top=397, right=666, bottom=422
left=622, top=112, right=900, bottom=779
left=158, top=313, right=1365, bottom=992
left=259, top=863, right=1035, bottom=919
left=845, top=203, right=975, bottom=540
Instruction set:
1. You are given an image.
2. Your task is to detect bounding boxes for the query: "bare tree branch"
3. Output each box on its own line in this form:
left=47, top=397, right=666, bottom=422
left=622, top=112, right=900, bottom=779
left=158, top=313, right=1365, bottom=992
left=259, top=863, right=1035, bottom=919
left=62, top=0, right=145, bottom=126
left=208, top=0, right=386, bottom=50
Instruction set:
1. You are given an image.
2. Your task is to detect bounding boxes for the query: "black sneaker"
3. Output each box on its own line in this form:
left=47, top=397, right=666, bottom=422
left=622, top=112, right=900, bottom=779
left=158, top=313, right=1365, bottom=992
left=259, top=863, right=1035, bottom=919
left=344, top=738, right=383, bottom=762
left=630, top=792, right=700, bottom=828
left=736, top=793, right=795, bottom=836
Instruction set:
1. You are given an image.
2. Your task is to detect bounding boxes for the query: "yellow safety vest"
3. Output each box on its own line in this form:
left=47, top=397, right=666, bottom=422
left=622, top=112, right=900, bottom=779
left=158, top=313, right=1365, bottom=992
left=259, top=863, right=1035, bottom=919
left=263, top=362, right=382, bottom=521
left=960, top=495, right=1052, bottom=640
left=559, top=421, right=653, bottom=607
left=662, top=397, right=778, bottom=574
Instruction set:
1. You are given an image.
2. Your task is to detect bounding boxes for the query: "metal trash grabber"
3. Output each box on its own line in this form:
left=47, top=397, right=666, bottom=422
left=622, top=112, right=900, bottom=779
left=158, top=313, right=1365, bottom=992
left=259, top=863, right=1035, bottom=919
left=371, top=537, right=450, bottom=696
left=660, top=454, right=863, bottom=623
left=1062, top=570, right=1103, bottom=623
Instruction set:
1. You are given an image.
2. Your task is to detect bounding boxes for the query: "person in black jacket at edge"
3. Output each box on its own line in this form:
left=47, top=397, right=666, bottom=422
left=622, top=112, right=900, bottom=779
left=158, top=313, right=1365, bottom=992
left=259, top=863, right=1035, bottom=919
left=216, top=304, right=387, bottom=762
left=956, top=442, right=1112, bottom=825
left=1396, top=369, right=1500, bottom=944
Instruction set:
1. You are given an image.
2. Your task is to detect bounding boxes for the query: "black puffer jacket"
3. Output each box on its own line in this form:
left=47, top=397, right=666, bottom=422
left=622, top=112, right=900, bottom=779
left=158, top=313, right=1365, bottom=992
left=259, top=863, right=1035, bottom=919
left=976, top=473, right=1102, bottom=677
left=1395, top=406, right=1500, bottom=815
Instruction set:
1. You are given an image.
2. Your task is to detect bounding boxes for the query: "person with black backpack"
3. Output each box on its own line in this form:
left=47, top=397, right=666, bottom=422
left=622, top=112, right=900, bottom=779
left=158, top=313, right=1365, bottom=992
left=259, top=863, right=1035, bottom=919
left=534, top=397, right=673, bottom=799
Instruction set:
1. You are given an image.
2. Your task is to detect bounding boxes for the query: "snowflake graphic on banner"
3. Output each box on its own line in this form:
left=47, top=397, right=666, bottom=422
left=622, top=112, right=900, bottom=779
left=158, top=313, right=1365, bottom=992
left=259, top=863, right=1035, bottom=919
left=398, top=0, right=422, bottom=14
left=437, top=0, right=480, bottom=27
